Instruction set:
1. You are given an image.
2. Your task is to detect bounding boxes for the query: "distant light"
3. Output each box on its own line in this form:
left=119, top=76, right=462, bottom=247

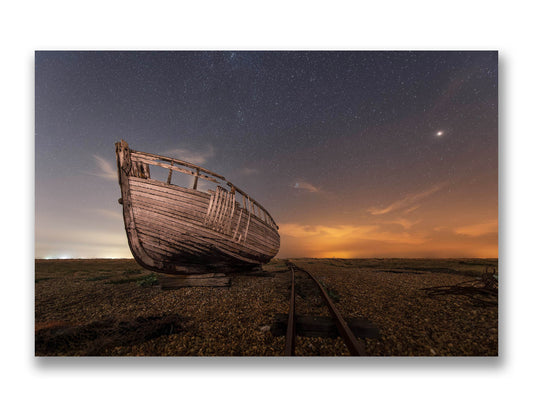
left=436, top=131, right=444, bottom=137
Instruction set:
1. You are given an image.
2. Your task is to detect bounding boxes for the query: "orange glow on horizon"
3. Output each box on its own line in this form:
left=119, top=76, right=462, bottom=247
left=277, top=217, right=498, bottom=259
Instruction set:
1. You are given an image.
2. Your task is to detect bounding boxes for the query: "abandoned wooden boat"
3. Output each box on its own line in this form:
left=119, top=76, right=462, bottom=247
left=115, top=140, right=280, bottom=275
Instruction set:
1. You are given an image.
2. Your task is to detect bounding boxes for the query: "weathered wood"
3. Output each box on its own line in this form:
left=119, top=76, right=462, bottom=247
left=232, top=208, right=243, bottom=240
left=116, top=140, right=280, bottom=275
left=134, top=211, right=277, bottom=260
left=271, top=314, right=380, bottom=339
left=130, top=194, right=208, bottom=221
left=130, top=177, right=209, bottom=199
left=133, top=155, right=219, bottom=183
left=115, top=140, right=166, bottom=272
left=198, top=188, right=279, bottom=246
left=130, top=189, right=208, bottom=216
left=131, top=150, right=226, bottom=180
left=192, top=168, right=199, bottom=190
left=166, top=161, right=173, bottom=184
left=130, top=185, right=209, bottom=209
left=134, top=208, right=279, bottom=257
left=243, top=211, right=251, bottom=242
left=226, top=182, right=276, bottom=228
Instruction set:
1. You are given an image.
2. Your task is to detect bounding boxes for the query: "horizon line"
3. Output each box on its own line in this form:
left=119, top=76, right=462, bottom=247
left=35, top=256, right=499, bottom=260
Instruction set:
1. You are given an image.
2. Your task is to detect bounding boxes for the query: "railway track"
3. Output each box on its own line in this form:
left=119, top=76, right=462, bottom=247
left=283, top=261, right=366, bottom=356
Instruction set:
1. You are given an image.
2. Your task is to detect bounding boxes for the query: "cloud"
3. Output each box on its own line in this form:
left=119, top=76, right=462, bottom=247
left=368, top=183, right=446, bottom=215
left=279, top=223, right=372, bottom=239
left=92, top=155, right=117, bottom=181
left=292, top=181, right=320, bottom=193
left=454, top=220, right=498, bottom=237
left=403, top=205, right=421, bottom=214
left=277, top=222, right=429, bottom=258
left=279, top=223, right=323, bottom=238
left=166, top=144, right=214, bottom=165
left=278, top=223, right=425, bottom=245
left=388, top=218, right=420, bottom=230
left=277, top=219, right=498, bottom=258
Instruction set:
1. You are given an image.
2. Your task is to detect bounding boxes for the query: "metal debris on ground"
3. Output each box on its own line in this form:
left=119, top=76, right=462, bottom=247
left=421, top=267, right=498, bottom=307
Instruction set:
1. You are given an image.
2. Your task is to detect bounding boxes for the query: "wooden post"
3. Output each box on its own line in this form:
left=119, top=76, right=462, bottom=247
left=167, top=161, right=173, bottom=184
left=192, top=168, right=199, bottom=190
left=142, top=162, right=150, bottom=179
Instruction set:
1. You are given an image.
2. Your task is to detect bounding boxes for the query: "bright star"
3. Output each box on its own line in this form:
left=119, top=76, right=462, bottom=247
left=436, top=131, right=444, bottom=137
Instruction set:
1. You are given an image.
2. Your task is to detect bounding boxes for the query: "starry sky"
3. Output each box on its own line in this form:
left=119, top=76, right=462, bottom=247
left=35, top=51, right=498, bottom=259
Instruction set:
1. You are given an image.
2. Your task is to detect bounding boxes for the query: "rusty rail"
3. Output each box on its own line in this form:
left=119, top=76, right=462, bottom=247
left=283, top=261, right=366, bottom=356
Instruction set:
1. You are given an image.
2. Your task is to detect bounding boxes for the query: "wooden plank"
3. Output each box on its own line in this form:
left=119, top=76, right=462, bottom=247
left=131, top=195, right=207, bottom=225
left=130, top=189, right=279, bottom=256
left=206, top=187, right=220, bottom=226
left=131, top=149, right=277, bottom=229
left=166, top=161, right=173, bottom=184
left=243, top=211, right=251, bottom=242
left=212, top=187, right=227, bottom=228
left=192, top=168, right=199, bottom=190
left=137, top=236, right=213, bottom=264
left=129, top=177, right=210, bottom=199
left=131, top=150, right=226, bottom=180
left=130, top=187, right=209, bottom=211
left=133, top=210, right=276, bottom=260
left=131, top=202, right=205, bottom=231
left=130, top=196, right=209, bottom=221
left=137, top=231, right=207, bottom=256
left=131, top=154, right=220, bottom=183
left=226, top=181, right=276, bottom=227
left=211, top=243, right=263, bottom=265
left=219, top=190, right=233, bottom=233
left=138, top=228, right=273, bottom=269
left=129, top=189, right=210, bottom=212
left=205, top=190, right=215, bottom=220
left=226, top=193, right=236, bottom=235
left=232, top=208, right=243, bottom=240
left=131, top=201, right=205, bottom=227
left=115, top=140, right=166, bottom=273
left=129, top=186, right=210, bottom=209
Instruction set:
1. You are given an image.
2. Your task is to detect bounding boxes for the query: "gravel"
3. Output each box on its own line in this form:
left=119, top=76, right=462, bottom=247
left=35, top=258, right=498, bottom=356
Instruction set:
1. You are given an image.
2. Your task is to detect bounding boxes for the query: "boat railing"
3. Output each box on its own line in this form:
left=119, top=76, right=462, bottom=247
left=129, top=149, right=278, bottom=229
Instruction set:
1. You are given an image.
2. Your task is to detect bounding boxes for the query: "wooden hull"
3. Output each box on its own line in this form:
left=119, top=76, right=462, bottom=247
left=116, top=141, right=280, bottom=275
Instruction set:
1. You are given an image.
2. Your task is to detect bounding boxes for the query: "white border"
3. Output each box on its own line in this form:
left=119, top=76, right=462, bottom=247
left=4, top=1, right=532, bottom=406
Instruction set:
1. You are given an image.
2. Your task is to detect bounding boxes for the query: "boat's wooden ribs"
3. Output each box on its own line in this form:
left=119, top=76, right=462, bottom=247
left=128, top=177, right=279, bottom=257
left=131, top=152, right=219, bottom=184
left=204, top=187, right=238, bottom=236
left=130, top=149, right=226, bottom=180
left=128, top=149, right=277, bottom=230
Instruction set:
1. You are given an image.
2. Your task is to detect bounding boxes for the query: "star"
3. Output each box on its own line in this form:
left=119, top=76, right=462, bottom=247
left=436, top=131, right=444, bottom=137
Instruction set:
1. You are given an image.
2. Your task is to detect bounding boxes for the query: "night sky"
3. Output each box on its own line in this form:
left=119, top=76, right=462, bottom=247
left=35, top=51, right=498, bottom=259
